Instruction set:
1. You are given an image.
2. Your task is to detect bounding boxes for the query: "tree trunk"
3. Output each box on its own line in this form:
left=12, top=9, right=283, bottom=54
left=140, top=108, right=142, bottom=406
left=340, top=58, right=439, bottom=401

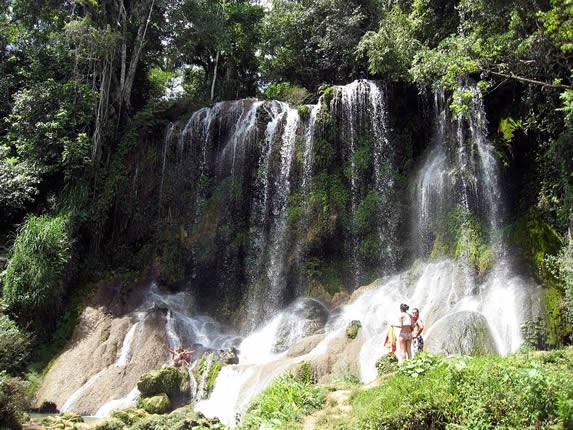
left=211, top=49, right=220, bottom=102
left=121, top=0, right=155, bottom=111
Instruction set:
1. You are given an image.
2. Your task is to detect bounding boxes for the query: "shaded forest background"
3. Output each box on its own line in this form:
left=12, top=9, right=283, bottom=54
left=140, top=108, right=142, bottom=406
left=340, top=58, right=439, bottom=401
left=0, top=0, right=572, bottom=420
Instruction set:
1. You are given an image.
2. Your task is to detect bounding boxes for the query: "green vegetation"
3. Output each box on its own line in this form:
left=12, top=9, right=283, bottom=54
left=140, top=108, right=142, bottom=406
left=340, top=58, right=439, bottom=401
left=431, top=207, right=493, bottom=274
left=93, top=406, right=224, bottom=430
left=137, top=366, right=190, bottom=400
left=349, top=350, right=573, bottom=430
left=0, top=315, right=31, bottom=375
left=0, top=1, right=572, bottom=426
left=0, top=371, right=30, bottom=430
left=3, top=214, right=72, bottom=336
left=346, top=320, right=362, bottom=339
left=239, top=366, right=327, bottom=429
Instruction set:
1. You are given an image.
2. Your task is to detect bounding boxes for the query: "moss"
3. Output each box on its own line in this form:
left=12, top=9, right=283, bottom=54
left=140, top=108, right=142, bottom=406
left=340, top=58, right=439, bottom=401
left=321, top=86, right=337, bottom=107
left=287, top=191, right=304, bottom=227
left=111, top=408, right=149, bottom=426
left=430, top=207, right=494, bottom=275
left=297, top=104, right=311, bottom=120
left=137, top=366, right=189, bottom=398
left=94, top=417, right=127, bottom=430
left=207, top=361, right=222, bottom=392
left=305, top=257, right=346, bottom=298
left=544, top=286, right=571, bottom=348
left=346, top=320, right=362, bottom=339
left=508, top=206, right=563, bottom=284
left=137, top=393, right=170, bottom=414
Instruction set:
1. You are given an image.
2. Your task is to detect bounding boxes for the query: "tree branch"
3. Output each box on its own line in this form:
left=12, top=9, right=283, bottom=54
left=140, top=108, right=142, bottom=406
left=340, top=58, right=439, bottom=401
left=488, top=71, right=572, bottom=90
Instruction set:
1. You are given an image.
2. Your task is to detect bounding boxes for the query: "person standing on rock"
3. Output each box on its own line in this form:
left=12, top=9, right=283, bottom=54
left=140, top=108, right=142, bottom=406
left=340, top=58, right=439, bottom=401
left=411, top=307, right=424, bottom=356
left=392, top=303, right=413, bottom=361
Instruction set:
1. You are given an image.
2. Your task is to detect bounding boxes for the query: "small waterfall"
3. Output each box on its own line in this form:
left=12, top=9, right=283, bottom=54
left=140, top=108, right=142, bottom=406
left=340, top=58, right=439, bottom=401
left=415, top=92, right=449, bottom=256
left=331, top=80, right=397, bottom=285
left=335, top=82, right=362, bottom=289
left=244, top=102, right=301, bottom=327
left=61, top=313, right=144, bottom=413
left=463, top=87, right=504, bottom=253
left=264, top=107, right=300, bottom=314
left=216, top=100, right=262, bottom=179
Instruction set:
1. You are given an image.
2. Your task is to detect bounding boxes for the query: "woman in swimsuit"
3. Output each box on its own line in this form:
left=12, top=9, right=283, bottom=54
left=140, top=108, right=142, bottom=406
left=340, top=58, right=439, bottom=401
left=393, top=303, right=413, bottom=361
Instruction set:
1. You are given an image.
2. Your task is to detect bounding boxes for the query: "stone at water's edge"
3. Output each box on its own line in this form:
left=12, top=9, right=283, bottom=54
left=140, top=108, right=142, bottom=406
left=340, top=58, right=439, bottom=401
left=32, top=280, right=170, bottom=415
left=424, top=311, right=497, bottom=355
left=138, top=393, right=171, bottom=414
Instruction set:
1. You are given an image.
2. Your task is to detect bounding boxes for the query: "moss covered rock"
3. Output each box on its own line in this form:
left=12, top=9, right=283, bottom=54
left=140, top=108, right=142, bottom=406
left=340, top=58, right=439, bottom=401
left=346, top=320, right=362, bottom=339
left=110, top=408, right=149, bottom=426
left=137, top=393, right=170, bottom=414
left=137, top=365, right=190, bottom=411
left=137, top=365, right=189, bottom=398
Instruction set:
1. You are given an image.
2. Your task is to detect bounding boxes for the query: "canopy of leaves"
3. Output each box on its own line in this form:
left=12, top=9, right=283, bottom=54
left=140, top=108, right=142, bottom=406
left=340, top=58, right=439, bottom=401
left=260, top=0, right=381, bottom=93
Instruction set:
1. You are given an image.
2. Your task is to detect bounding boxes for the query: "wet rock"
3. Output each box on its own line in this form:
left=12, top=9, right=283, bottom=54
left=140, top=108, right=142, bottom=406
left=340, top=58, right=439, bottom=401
left=220, top=346, right=239, bottom=365
left=346, top=320, right=362, bottom=339
left=272, top=298, right=329, bottom=353
left=424, top=311, right=497, bottom=355
left=32, top=282, right=171, bottom=416
left=286, top=334, right=325, bottom=357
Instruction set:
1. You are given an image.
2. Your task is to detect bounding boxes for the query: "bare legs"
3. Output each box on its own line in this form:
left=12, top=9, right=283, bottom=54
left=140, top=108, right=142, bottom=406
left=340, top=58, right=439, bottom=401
left=398, top=335, right=412, bottom=361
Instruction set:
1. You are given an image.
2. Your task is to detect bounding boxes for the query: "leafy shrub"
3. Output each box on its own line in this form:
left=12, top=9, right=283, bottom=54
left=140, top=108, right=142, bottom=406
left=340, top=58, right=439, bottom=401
left=3, top=214, right=72, bottom=335
left=0, top=315, right=31, bottom=375
left=0, top=371, right=29, bottom=430
left=0, top=156, right=40, bottom=222
left=239, top=371, right=326, bottom=429
left=375, top=354, right=398, bottom=376
left=397, top=352, right=444, bottom=378
left=6, top=79, right=96, bottom=177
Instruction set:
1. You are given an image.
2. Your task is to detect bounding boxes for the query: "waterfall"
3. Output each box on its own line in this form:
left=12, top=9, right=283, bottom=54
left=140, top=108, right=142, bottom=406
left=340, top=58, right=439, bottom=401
left=264, top=107, right=300, bottom=315
left=331, top=80, right=397, bottom=286
left=44, top=80, right=546, bottom=423
left=61, top=312, right=144, bottom=413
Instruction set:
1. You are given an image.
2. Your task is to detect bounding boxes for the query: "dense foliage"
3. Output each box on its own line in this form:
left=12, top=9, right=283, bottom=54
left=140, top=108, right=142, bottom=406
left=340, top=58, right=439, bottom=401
left=0, top=371, right=30, bottom=430
left=0, top=314, right=31, bottom=375
left=3, top=214, right=72, bottom=336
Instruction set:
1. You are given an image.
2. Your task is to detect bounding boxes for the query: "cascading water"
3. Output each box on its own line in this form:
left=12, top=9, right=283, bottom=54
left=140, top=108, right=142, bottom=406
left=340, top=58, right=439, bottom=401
left=38, top=80, right=545, bottom=425
left=330, top=80, right=398, bottom=287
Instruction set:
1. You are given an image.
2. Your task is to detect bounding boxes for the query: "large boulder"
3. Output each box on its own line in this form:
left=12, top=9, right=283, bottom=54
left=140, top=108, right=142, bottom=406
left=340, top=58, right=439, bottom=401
left=137, top=365, right=190, bottom=399
left=424, top=311, right=497, bottom=355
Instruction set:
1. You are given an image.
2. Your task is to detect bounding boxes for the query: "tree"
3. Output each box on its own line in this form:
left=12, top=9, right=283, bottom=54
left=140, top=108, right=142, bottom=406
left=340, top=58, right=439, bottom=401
left=169, top=0, right=265, bottom=101
left=260, top=0, right=381, bottom=93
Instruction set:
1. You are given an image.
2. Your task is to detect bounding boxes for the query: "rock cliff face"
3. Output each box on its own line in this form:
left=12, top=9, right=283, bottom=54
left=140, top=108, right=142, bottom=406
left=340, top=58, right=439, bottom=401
left=33, top=280, right=170, bottom=415
left=105, top=81, right=425, bottom=328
